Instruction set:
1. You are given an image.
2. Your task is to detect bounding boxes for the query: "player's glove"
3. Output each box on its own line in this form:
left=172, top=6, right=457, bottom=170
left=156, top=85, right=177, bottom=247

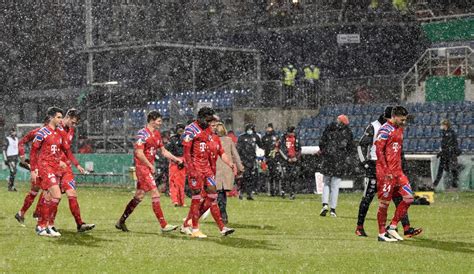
left=19, top=159, right=31, bottom=171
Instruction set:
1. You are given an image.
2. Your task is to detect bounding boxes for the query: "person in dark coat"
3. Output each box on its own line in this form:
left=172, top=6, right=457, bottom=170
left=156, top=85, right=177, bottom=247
left=261, top=123, right=281, bottom=196
left=433, top=119, right=461, bottom=189
left=318, top=114, right=354, bottom=217
left=237, top=123, right=262, bottom=200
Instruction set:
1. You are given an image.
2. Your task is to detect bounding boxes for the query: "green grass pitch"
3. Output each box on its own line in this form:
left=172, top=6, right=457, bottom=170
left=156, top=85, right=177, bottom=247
left=1, top=184, right=473, bottom=273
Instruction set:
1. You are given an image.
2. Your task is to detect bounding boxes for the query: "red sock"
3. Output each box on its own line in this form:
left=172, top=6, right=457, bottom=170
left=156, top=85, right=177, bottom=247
left=34, top=192, right=44, bottom=217
left=199, top=197, right=213, bottom=216
left=68, top=196, right=83, bottom=225
left=120, top=197, right=141, bottom=223
left=391, top=199, right=413, bottom=227
left=38, top=197, right=49, bottom=228
left=152, top=197, right=167, bottom=228
left=20, top=190, right=39, bottom=216
left=49, top=198, right=60, bottom=227
left=377, top=203, right=388, bottom=234
left=190, top=194, right=202, bottom=229
left=210, top=201, right=225, bottom=231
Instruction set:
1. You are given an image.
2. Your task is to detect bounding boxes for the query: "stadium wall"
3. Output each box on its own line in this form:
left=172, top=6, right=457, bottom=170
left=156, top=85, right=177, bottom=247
left=231, top=108, right=319, bottom=132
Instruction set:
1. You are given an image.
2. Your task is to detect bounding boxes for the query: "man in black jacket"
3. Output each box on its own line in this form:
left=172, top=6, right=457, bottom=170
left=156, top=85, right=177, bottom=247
left=318, top=115, right=353, bottom=217
left=433, top=119, right=460, bottom=189
left=261, top=123, right=280, bottom=196
left=237, top=123, right=262, bottom=200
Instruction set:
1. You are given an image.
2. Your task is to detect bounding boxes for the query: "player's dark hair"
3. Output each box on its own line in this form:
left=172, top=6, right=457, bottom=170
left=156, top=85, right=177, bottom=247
left=245, top=123, right=255, bottom=131
left=175, top=123, right=185, bottom=132
left=46, top=107, right=64, bottom=118
left=287, top=126, right=295, bottom=133
left=197, top=107, right=215, bottom=120
left=65, top=108, right=80, bottom=121
left=383, top=106, right=393, bottom=119
left=391, top=106, right=408, bottom=117
left=147, top=110, right=162, bottom=122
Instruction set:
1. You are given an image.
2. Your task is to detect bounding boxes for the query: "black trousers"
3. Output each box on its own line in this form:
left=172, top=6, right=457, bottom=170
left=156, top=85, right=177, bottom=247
left=217, top=190, right=228, bottom=224
left=433, top=157, right=459, bottom=188
left=241, top=166, right=257, bottom=197
left=282, top=161, right=298, bottom=194
left=6, top=156, right=18, bottom=189
left=266, top=159, right=280, bottom=195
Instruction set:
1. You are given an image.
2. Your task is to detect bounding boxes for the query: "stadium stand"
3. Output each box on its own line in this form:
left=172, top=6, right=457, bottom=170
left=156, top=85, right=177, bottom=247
left=297, top=101, right=474, bottom=153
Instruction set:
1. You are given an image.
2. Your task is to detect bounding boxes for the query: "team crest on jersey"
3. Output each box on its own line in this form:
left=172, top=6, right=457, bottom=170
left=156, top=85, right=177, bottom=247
left=392, top=142, right=400, bottom=152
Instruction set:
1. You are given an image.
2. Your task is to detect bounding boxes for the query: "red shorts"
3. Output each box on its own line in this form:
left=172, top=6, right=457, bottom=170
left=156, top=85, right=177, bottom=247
left=188, top=174, right=217, bottom=191
left=136, top=165, right=157, bottom=192
left=38, top=164, right=61, bottom=191
left=377, top=173, right=412, bottom=202
left=59, top=166, right=76, bottom=193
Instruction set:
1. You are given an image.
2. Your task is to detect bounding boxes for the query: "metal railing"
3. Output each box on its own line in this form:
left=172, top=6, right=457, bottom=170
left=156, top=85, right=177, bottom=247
left=401, top=46, right=473, bottom=100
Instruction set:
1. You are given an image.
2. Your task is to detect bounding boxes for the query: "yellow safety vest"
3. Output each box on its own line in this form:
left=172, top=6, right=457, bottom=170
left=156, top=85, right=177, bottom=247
left=369, top=0, right=378, bottom=9
left=282, top=67, right=297, bottom=86
left=393, top=0, right=407, bottom=11
left=304, top=66, right=320, bottom=80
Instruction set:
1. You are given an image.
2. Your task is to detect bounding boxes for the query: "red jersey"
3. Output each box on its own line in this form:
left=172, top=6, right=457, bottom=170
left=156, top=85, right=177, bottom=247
left=284, top=135, right=297, bottom=158
left=58, top=124, right=80, bottom=168
left=182, top=121, right=213, bottom=177
left=208, top=132, right=224, bottom=174
left=30, top=126, right=65, bottom=171
left=134, top=127, right=163, bottom=168
left=18, top=128, right=40, bottom=157
left=375, top=121, right=404, bottom=175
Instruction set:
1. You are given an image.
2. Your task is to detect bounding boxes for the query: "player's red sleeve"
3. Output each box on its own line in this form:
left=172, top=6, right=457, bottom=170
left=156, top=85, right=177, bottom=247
left=65, top=148, right=80, bottom=167
left=182, top=136, right=198, bottom=178
left=375, top=139, right=389, bottom=173
left=18, top=129, right=37, bottom=157
left=30, top=136, right=42, bottom=171
left=217, top=137, right=224, bottom=156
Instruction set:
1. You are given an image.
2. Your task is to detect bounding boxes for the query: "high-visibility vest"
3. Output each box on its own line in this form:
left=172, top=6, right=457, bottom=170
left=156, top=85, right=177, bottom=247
left=369, top=0, right=378, bottom=9
left=304, top=66, right=320, bottom=80
left=393, top=0, right=407, bottom=11
left=282, top=67, right=297, bottom=86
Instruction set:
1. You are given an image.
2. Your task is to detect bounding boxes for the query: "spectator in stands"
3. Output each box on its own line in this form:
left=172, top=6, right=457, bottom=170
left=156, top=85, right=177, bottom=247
left=282, top=63, right=297, bottom=107
left=304, top=64, right=321, bottom=107
left=78, top=137, right=93, bottom=154
left=318, top=115, right=354, bottom=217
left=237, top=123, right=262, bottom=200
left=433, top=119, right=461, bottom=190
left=215, top=122, right=244, bottom=224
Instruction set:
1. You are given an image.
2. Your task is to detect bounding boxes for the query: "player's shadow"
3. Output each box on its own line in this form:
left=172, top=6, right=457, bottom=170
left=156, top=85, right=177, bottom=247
left=208, top=236, right=280, bottom=251
left=400, top=238, right=473, bottom=254
left=160, top=233, right=279, bottom=250
left=228, top=223, right=277, bottom=230
left=53, top=230, right=114, bottom=248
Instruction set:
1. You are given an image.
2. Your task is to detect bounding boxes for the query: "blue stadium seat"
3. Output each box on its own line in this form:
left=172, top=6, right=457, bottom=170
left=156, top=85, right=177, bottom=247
left=417, top=139, right=427, bottom=152
left=408, top=127, right=416, bottom=138
left=408, top=139, right=417, bottom=152
left=468, top=125, right=474, bottom=138
left=458, top=125, right=467, bottom=138
left=430, top=113, right=439, bottom=125
left=463, top=112, right=472, bottom=125
left=415, top=126, right=424, bottom=138
left=460, top=138, right=470, bottom=152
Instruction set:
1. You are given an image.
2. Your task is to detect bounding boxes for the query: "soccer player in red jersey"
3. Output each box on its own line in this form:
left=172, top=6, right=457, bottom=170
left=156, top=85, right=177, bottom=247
left=180, top=108, right=236, bottom=238
left=116, top=111, right=183, bottom=233
left=56, top=109, right=95, bottom=232
left=375, top=106, right=416, bottom=242
left=30, top=107, right=66, bottom=237
left=14, top=125, right=43, bottom=226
